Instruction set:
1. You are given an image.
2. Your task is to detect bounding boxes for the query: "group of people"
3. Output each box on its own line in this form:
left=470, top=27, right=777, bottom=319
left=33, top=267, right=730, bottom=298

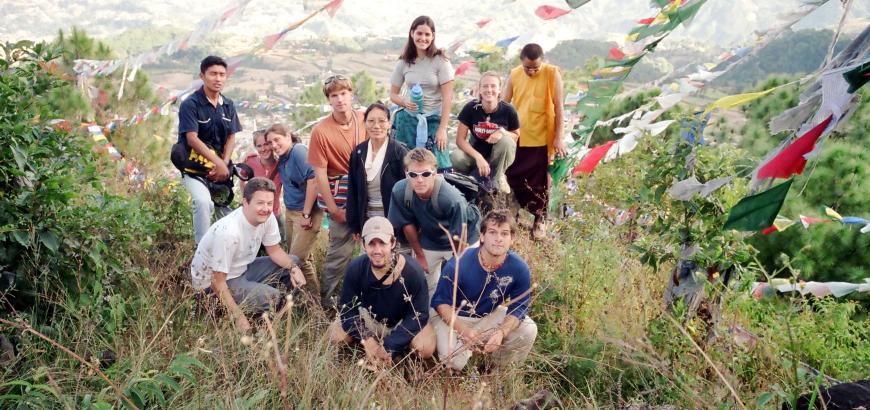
left=178, top=15, right=566, bottom=371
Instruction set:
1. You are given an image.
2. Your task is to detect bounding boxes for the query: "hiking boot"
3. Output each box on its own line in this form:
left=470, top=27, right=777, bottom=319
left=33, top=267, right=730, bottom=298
left=532, top=221, right=546, bottom=241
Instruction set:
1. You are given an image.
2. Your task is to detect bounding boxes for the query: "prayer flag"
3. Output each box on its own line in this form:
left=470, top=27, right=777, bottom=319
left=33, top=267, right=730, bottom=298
left=476, top=18, right=492, bottom=28
left=535, top=5, right=571, bottom=20
left=573, top=140, right=616, bottom=175
left=843, top=61, right=870, bottom=93
left=565, top=0, right=592, bottom=8
left=455, top=60, right=476, bottom=76
left=724, top=179, right=793, bottom=231
left=757, top=115, right=833, bottom=179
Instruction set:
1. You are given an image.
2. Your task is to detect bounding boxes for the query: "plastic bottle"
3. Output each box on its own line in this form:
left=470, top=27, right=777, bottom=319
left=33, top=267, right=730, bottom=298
left=410, top=83, right=424, bottom=115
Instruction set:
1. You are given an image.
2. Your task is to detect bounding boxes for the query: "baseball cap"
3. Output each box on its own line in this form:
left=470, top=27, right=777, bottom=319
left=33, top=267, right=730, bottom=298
left=362, top=216, right=394, bottom=245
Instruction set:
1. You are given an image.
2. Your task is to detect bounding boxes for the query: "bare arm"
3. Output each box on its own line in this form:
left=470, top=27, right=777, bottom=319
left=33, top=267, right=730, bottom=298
left=265, top=244, right=305, bottom=287
left=551, top=70, right=566, bottom=156
left=223, top=133, right=236, bottom=164
left=438, top=81, right=453, bottom=129
left=313, top=165, right=342, bottom=216
left=402, top=224, right=428, bottom=272
left=302, top=177, right=318, bottom=215
left=211, top=271, right=250, bottom=332
left=502, top=76, right=513, bottom=103
left=390, top=84, right=411, bottom=110
left=455, top=123, right=482, bottom=161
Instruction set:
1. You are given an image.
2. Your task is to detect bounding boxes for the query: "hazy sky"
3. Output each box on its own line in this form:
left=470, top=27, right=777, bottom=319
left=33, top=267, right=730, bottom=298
left=1, top=0, right=868, bottom=52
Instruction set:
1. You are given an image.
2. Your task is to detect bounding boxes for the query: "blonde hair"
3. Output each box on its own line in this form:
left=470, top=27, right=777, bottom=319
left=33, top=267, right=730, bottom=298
left=403, top=148, right=437, bottom=169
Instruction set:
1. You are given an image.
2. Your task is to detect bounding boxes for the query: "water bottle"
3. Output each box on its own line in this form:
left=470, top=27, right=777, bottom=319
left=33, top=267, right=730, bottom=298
left=410, top=83, right=424, bottom=115
left=411, top=84, right=428, bottom=149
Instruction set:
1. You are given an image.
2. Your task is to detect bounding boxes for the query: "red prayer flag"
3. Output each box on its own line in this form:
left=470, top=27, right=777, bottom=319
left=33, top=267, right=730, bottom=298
left=638, top=17, right=656, bottom=24
left=455, top=60, right=476, bottom=76
left=573, top=140, right=616, bottom=175
left=757, top=115, right=833, bottom=179
left=761, top=226, right=777, bottom=235
left=476, top=18, right=492, bottom=28
left=262, top=32, right=284, bottom=51
left=535, top=5, right=572, bottom=20
left=324, top=0, right=343, bottom=17
left=607, top=47, right=626, bottom=60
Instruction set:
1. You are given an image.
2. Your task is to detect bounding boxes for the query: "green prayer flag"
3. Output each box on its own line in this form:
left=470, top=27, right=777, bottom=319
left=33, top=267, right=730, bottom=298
left=723, top=179, right=793, bottom=231
left=843, top=61, right=870, bottom=93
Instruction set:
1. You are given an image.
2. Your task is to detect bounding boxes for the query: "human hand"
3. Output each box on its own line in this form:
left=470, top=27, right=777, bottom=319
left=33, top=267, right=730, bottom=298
left=352, top=233, right=361, bottom=242
left=553, top=137, right=568, bottom=159
left=208, top=161, right=231, bottom=182
left=435, top=128, right=448, bottom=151
left=415, top=254, right=429, bottom=273
left=483, top=329, right=504, bottom=354
left=300, top=216, right=314, bottom=230
left=474, top=156, right=491, bottom=177
left=289, top=266, right=306, bottom=288
left=234, top=314, right=252, bottom=334
left=487, top=128, right=503, bottom=144
left=362, top=338, right=392, bottom=366
left=404, top=99, right=418, bottom=112
left=331, top=208, right=347, bottom=224
left=458, top=327, right=483, bottom=352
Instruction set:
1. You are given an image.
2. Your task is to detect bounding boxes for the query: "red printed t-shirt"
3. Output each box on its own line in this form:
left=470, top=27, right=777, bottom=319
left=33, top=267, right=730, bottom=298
left=307, top=111, right=367, bottom=177
left=243, top=153, right=283, bottom=215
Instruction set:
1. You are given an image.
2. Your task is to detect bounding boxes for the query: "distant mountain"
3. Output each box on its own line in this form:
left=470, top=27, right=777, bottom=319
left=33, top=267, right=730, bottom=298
left=2, top=0, right=867, bottom=53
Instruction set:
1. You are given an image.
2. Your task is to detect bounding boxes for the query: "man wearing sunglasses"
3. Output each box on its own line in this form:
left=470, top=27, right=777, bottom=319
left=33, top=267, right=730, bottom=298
left=388, top=148, right=480, bottom=296
left=308, top=74, right=367, bottom=309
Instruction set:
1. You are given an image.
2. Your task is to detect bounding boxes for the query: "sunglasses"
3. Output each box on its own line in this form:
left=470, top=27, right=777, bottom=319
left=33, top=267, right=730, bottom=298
left=407, top=170, right=435, bottom=179
left=323, top=74, right=348, bottom=86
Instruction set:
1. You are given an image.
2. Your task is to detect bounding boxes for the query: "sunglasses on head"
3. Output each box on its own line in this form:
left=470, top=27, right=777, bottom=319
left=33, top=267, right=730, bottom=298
left=323, top=74, right=348, bottom=86
left=407, top=170, right=435, bottom=179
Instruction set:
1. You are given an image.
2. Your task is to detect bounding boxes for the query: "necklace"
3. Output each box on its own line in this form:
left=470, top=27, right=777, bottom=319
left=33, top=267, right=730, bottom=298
left=332, top=112, right=352, bottom=127
left=478, top=250, right=505, bottom=273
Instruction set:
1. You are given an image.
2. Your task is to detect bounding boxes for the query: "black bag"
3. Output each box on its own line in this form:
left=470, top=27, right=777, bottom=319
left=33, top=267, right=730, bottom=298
left=170, top=142, right=217, bottom=176
left=404, top=173, right=483, bottom=215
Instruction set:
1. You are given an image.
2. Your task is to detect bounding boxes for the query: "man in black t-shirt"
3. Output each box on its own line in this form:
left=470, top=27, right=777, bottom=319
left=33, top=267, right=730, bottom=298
left=451, top=72, right=520, bottom=194
left=327, top=216, right=435, bottom=366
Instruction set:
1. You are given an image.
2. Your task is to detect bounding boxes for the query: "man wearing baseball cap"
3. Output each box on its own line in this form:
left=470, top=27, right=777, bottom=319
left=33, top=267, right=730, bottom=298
left=328, top=216, right=435, bottom=366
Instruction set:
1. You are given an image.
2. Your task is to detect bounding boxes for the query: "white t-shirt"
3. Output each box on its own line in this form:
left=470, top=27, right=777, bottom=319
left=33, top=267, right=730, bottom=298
left=390, top=55, right=454, bottom=114
left=190, top=208, right=281, bottom=290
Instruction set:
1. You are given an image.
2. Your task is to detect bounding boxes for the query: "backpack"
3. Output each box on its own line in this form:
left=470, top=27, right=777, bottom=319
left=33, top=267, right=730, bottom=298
left=404, top=173, right=481, bottom=215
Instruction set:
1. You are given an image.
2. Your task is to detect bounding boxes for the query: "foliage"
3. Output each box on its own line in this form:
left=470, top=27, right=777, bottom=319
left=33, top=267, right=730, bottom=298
left=738, top=78, right=870, bottom=283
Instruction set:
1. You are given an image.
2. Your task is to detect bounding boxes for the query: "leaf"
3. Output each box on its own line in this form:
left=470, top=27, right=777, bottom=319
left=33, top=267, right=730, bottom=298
left=154, top=374, right=181, bottom=393
left=38, top=230, right=59, bottom=252
left=11, top=144, right=28, bottom=172
left=757, top=392, right=774, bottom=407
left=11, top=230, right=29, bottom=247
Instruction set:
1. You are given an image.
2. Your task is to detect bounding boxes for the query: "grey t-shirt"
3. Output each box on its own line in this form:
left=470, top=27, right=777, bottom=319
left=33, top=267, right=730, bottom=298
left=390, top=56, right=455, bottom=114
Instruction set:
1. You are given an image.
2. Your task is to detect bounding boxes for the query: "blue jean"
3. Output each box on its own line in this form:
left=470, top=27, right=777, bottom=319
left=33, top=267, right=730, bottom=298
left=225, top=256, right=300, bottom=313
left=182, top=174, right=231, bottom=243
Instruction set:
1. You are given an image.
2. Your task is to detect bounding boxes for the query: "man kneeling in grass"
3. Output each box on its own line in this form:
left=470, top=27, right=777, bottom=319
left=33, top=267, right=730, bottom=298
left=190, top=177, right=306, bottom=333
left=431, top=210, right=537, bottom=371
left=328, top=216, right=436, bottom=366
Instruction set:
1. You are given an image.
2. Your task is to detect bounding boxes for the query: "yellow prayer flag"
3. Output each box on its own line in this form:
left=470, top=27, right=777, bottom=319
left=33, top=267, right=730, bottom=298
left=772, top=216, right=796, bottom=232
left=825, top=207, right=843, bottom=221
left=703, top=87, right=778, bottom=115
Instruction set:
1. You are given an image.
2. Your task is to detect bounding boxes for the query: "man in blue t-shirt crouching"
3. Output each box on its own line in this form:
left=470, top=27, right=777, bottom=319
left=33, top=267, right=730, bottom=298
left=430, top=210, right=537, bottom=371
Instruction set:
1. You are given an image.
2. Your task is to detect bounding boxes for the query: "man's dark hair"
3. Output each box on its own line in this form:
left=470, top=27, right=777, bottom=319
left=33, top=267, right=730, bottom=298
left=243, top=176, right=276, bottom=202
left=519, top=43, right=544, bottom=61
left=480, top=210, right=517, bottom=236
left=200, top=56, right=228, bottom=74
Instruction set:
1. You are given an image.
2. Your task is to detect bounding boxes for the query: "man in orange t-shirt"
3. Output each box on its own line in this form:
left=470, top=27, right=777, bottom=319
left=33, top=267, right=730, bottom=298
left=503, top=43, right=566, bottom=241
left=308, top=74, right=367, bottom=308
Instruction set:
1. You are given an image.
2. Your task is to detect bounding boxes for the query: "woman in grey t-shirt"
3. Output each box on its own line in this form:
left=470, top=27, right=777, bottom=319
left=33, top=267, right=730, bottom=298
left=389, top=15, right=454, bottom=170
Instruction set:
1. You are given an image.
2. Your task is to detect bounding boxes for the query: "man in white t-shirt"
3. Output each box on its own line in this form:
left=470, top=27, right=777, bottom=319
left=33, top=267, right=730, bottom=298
left=191, top=177, right=306, bottom=333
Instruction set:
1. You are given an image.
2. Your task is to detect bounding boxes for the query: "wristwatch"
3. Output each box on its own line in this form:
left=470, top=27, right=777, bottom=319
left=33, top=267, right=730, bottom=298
left=302, top=212, right=311, bottom=219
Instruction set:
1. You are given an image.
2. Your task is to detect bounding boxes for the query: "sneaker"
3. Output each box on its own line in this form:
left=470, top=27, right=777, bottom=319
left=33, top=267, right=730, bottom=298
left=497, top=174, right=511, bottom=194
